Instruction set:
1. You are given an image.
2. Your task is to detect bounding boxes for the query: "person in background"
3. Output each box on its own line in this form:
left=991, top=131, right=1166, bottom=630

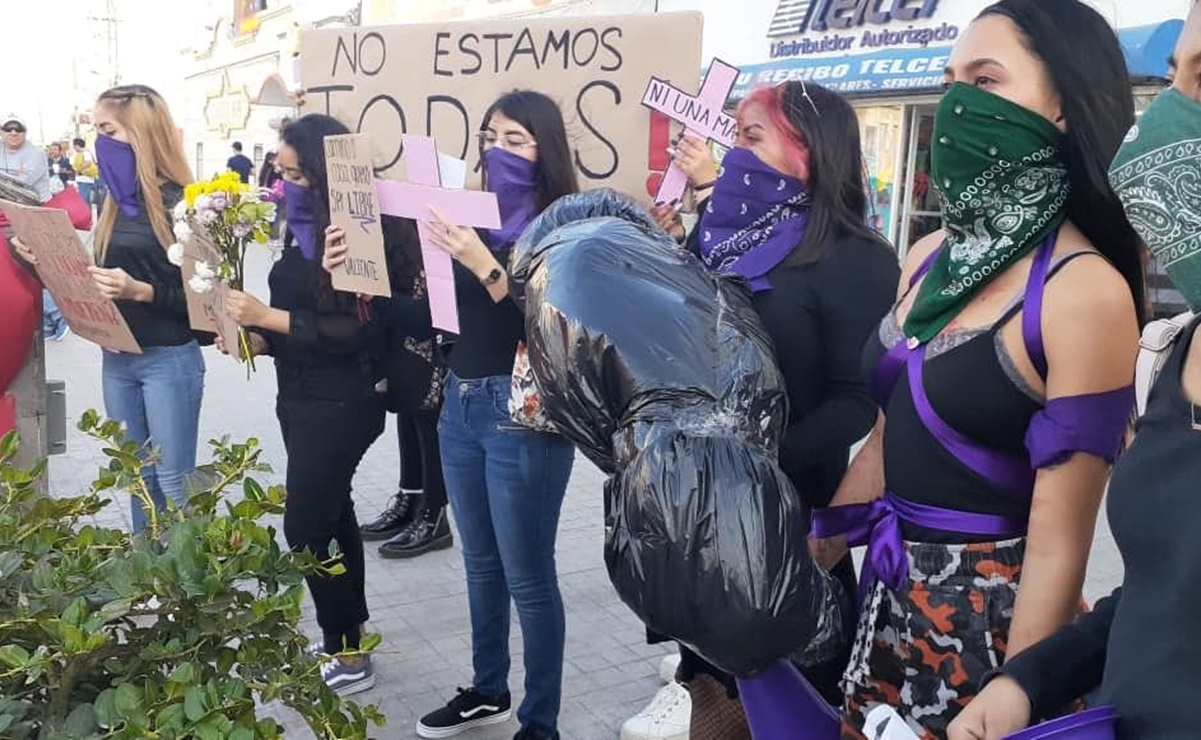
left=72, top=137, right=98, bottom=208
left=223, top=114, right=387, bottom=697
left=258, top=151, right=284, bottom=242
left=46, top=143, right=74, bottom=189
left=1, top=114, right=52, bottom=204
left=631, top=81, right=900, bottom=740
left=325, top=89, right=579, bottom=740
left=227, top=141, right=253, bottom=184
left=949, top=3, right=1201, bottom=737
left=13, top=85, right=204, bottom=533
left=811, top=1, right=1145, bottom=736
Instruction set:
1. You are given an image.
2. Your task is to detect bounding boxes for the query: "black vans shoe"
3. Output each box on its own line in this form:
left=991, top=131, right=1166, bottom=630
left=416, top=687, right=512, bottom=738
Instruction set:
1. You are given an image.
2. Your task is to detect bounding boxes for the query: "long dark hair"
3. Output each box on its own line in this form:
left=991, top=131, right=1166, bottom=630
left=743, top=82, right=888, bottom=266
left=479, top=90, right=579, bottom=213
left=258, top=151, right=277, bottom=188
left=980, top=0, right=1146, bottom=322
left=278, top=114, right=354, bottom=310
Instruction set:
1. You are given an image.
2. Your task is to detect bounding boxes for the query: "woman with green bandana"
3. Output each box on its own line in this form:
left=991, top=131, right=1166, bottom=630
left=809, top=1, right=1146, bottom=736
left=948, top=2, right=1201, bottom=738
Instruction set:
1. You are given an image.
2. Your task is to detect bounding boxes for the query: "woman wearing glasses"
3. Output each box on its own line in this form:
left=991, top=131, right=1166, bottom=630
left=632, top=81, right=900, bottom=740
left=13, top=86, right=202, bottom=533
left=325, top=90, right=579, bottom=740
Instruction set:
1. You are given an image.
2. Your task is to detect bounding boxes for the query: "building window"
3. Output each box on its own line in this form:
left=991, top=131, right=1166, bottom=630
left=195, top=142, right=204, bottom=180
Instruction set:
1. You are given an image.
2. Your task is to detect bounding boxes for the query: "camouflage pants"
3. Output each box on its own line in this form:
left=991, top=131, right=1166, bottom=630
left=840, top=538, right=1026, bottom=740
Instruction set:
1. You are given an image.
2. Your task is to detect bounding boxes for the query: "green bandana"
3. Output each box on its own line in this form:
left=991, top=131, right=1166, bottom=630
left=904, top=83, right=1071, bottom=343
left=1109, top=87, right=1201, bottom=310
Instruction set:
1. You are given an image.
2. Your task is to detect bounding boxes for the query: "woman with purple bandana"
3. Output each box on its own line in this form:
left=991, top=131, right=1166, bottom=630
left=809, top=1, right=1147, bottom=736
left=15, top=85, right=204, bottom=533
left=637, top=82, right=900, bottom=739
left=394, top=90, right=579, bottom=740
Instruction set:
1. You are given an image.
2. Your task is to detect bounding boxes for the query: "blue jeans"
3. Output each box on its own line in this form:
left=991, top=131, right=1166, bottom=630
left=102, top=342, right=205, bottom=532
left=439, top=374, right=575, bottom=734
left=76, top=181, right=93, bottom=207
left=42, top=290, right=63, bottom=334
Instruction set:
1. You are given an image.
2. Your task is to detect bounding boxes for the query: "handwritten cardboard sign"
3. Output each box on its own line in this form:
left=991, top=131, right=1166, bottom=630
left=324, top=134, right=392, bottom=297
left=642, top=58, right=740, bottom=203
left=0, top=200, right=141, bottom=353
left=299, top=12, right=703, bottom=202
left=181, top=230, right=222, bottom=334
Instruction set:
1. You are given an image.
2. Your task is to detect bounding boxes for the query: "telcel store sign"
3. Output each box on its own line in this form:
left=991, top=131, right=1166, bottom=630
left=769, top=0, right=957, bottom=59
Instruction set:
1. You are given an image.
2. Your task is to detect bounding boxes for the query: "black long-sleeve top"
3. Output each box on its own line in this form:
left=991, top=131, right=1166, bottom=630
left=258, top=246, right=384, bottom=402
left=100, top=184, right=194, bottom=348
left=999, top=318, right=1201, bottom=739
left=443, top=255, right=525, bottom=379
left=686, top=221, right=900, bottom=508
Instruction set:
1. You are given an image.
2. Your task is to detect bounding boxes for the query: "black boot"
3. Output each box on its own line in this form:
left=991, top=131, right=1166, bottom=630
left=359, top=491, right=420, bottom=541
left=378, top=506, right=453, bottom=559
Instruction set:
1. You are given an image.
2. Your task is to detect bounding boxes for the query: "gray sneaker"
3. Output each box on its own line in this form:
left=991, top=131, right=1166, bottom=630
left=319, top=654, right=376, bottom=696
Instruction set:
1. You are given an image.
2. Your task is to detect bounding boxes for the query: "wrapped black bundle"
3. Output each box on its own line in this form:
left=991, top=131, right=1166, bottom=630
left=509, top=189, right=846, bottom=677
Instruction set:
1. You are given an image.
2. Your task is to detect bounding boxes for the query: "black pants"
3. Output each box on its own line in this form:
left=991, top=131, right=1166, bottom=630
left=396, top=409, right=447, bottom=510
left=277, top=394, right=385, bottom=654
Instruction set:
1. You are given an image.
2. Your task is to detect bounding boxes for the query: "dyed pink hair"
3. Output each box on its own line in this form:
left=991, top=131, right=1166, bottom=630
left=737, top=85, right=811, bottom=181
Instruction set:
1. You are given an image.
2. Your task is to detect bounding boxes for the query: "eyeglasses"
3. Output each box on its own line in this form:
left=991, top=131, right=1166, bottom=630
left=1, top=126, right=24, bottom=134
left=477, top=132, right=537, bottom=152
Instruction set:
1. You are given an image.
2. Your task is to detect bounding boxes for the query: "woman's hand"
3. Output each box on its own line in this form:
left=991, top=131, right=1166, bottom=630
left=672, top=134, right=719, bottom=189
left=10, top=236, right=37, bottom=266
left=947, top=676, right=1033, bottom=740
left=323, top=225, right=348, bottom=274
left=224, top=289, right=270, bottom=328
left=650, top=201, right=686, bottom=243
left=89, top=266, right=151, bottom=302
left=215, top=330, right=267, bottom=359
left=427, top=205, right=494, bottom=276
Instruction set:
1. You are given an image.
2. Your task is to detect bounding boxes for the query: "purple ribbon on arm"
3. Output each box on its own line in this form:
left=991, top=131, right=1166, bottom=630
left=811, top=492, right=1027, bottom=604
left=1026, top=386, right=1136, bottom=468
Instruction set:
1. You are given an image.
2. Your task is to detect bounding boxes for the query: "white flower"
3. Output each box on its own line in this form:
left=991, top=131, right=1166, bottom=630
left=167, top=243, right=184, bottom=266
left=173, top=200, right=188, bottom=220
left=188, top=274, right=214, bottom=294
left=194, top=261, right=216, bottom=280
left=194, top=194, right=211, bottom=212
left=199, top=209, right=218, bottom=225
left=241, top=190, right=261, bottom=205
left=173, top=219, right=192, bottom=244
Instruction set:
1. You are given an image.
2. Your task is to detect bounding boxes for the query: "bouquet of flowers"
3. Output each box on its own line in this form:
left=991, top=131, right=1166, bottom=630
left=168, top=172, right=277, bottom=374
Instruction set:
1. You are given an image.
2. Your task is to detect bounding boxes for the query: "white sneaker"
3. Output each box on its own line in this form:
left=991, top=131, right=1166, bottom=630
left=659, top=652, right=681, bottom=684
left=620, top=681, right=690, bottom=740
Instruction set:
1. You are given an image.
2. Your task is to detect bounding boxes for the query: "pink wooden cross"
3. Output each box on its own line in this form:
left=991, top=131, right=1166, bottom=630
left=641, top=58, right=741, bottom=204
left=376, top=134, right=501, bottom=334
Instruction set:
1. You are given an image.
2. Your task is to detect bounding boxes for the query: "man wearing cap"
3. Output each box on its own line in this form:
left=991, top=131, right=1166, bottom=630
left=0, top=114, right=52, bottom=204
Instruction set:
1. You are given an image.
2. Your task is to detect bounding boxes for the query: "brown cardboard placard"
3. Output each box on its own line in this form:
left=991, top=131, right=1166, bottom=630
left=180, top=229, right=222, bottom=334
left=0, top=200, right=141, bottom=354
left=324, top=133, right=392, bottom=297
left=299, top=11, right=704, bottom=203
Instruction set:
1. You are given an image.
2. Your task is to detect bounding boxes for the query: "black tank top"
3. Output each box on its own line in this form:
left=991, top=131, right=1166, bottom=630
left=864, top=253, right=1093, bottom=542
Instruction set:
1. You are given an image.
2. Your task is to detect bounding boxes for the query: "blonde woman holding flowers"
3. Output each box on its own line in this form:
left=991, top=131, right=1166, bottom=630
left=14, top=84, right=202, bottom=534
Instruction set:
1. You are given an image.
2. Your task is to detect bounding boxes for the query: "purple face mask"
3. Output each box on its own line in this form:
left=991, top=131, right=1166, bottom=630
left=697, top=146, right=811, bottom=292
left=284, top=180, right=319, bottom=261
left=484, top=146, right=540, bottom=252
left=95, top=134, right=140, bottom=218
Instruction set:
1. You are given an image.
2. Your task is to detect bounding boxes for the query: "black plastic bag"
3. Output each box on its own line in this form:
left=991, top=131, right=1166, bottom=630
left=509, top=190, right=847, bottom=677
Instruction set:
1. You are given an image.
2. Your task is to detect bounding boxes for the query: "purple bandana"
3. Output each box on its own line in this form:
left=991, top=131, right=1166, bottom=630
left=95, top=134, right=141, bottom=218
left=698, top=147, right=810, bottom=292
left=484, top=147, right=540, bottom=252
left=284, top=180, right=319, bottom=261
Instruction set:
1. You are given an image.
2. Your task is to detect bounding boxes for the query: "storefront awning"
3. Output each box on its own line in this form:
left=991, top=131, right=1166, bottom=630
left=1117, top=20, right=1184, bottom=80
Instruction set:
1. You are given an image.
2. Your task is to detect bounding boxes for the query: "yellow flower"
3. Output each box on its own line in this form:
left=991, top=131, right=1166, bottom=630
left=184, top=182, right=202, bottom=208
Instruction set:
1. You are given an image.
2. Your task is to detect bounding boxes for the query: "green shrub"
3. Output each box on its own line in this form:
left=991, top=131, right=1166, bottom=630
left=0, top=411, right=385, bottom=739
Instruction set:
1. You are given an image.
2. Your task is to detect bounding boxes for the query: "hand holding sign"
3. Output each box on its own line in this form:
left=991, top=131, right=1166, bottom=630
left=0, top=199, right=141, bottom=353
left=325, top=134, right=392, bottom=298
left=642, top=58, right=741, bottom=204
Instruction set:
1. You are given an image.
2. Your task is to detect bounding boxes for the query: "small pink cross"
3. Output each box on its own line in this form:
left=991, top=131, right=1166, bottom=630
left=642, top=58, right=741, bottom=204
left=376, top=135, right=501, bottom=334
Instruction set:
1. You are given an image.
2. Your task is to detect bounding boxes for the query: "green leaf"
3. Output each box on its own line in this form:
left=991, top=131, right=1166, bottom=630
left=183, top=686, right=206, bottom=723
left=359, top=632, right=382, bottom=652
left=0, top=430, right=19, bottom=462
left=63, top=703, right=98, bottom=736
left=114, top=683, right=142, bottom=717
left=228, top=727, right=254, bottom=740
left=0, top=645, right=30, bottom=668
left=168, top=663, right=196, bottom=685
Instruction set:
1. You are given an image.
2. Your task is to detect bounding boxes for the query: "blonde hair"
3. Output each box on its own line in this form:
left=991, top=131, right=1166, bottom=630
left=93, top=84, right=193, bottom=261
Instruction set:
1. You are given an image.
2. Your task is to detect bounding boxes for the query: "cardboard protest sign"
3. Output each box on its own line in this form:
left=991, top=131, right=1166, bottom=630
left=324, top=134, right=392, bottom=297
left=642, top=58, right=740, bottom=203
left=299, top=11, right=704, bottom=202
left=181, top=230, right=222, bottom=334
left=377, top=135, right=501, bottom=333
left=0, top=200, right=140, bottom=353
